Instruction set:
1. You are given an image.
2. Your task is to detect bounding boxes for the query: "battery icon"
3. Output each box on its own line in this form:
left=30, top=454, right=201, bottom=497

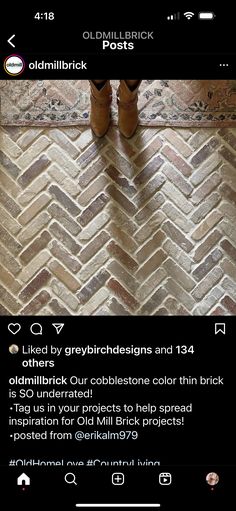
left=198, top=12, right=215, bottom=20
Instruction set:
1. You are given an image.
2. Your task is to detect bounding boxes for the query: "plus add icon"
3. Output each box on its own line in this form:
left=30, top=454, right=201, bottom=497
left=112, top=473, right=125, bottom=485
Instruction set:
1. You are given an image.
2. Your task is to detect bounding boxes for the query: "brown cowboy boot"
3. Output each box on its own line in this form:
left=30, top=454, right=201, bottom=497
left=90, top=80, right=112, bottom=137
left=117, top=80, right=141, bottom=138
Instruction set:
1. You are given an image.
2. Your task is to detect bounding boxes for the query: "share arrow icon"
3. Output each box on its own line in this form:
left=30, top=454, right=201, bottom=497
left=52, top=323, right=64, bottom=334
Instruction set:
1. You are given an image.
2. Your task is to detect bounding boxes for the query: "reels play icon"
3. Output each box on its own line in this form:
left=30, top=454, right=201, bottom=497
left=159, top=473, right=172, bottom=485
left=4, top=54, right=25, bottom=76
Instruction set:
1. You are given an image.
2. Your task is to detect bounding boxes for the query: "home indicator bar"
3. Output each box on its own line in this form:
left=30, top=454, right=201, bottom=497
left=75, top=505, right=161, bottom=508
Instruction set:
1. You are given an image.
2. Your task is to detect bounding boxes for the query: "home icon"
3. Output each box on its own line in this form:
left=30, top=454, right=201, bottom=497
left=17, top=473, right=30, bottom=486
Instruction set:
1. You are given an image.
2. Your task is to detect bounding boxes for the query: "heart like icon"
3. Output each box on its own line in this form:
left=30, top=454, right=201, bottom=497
left=8, top=323, right=21, bottom=335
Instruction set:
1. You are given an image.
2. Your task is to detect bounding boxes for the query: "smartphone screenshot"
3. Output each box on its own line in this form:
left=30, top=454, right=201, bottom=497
left=0, top=5, right=236, bottom=510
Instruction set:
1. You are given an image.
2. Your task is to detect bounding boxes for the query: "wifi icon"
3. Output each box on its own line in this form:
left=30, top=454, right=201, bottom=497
left=184, top=11, right=195, bottom=19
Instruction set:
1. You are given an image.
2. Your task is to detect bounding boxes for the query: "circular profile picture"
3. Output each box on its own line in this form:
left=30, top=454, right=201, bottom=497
left=206, top=472, right=219, bottom=486
left=9, top=344, right=19, bottom=355
left=4, top=55, right=25, bottom=76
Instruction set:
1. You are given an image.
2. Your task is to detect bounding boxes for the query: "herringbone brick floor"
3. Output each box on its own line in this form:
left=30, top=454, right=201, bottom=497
left=0, top=125, right=236, bottom=315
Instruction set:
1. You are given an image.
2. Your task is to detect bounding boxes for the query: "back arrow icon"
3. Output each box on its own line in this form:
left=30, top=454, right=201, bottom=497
left=8, top=35, right=16, bottom=48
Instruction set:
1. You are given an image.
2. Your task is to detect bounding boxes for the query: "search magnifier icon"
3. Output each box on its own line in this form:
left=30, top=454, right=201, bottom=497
left=64, top=473, right=77, bottom=485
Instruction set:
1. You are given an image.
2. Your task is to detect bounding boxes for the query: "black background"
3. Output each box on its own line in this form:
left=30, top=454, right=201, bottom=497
left=0, top=316, right=235, bottom=509
left=1, top=5, right=236, bottom=78
left=1, top=4, right=236, bottom=508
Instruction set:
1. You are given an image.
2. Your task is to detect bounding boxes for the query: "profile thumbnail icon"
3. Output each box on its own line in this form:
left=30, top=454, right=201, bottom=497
left=4, top=55, right=25, bottom=76
left=9, top=344, right=19, bottom=355
left=206, top=472, right=219, bottom=486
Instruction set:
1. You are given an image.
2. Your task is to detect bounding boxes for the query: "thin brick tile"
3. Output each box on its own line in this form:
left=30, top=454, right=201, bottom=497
left=106, top=165, right=136, bottom=197
left=162, top=221, right=194, bottom=253
left=0, top=225, right=22, bottom=256
left=78, top=193, right=109, bottom=227
left=105, top=147, right=136, bottom=178
left=49, top=298, right=72, bottom=316
left=107, top=241, right=138, bottom=272
left=80, top=231, right=110, bottom=263
left=19, top=269, right=51, bottom=302
left=139, top=288, right=168, bottom=315
left=21, top=290, right=51, bottom=315
left=49, top=222, right=81, bottom=255
left=20, top=231, right=51, bottom=264
left=49, top=260, right=80, bottom=292
left=48, top=203, right=81, bottom=235
left=107, top=278, right=139, bottom=311
left=134, top=155, right=164, bottom=186
left=220, top=239, right=236, bottom=261
left=18, top=154, right=50, bottom=187
left=49, top=185, right=80, bottom=216
left=77, top=269, right=110, bottom=304
left=107, top=185, right=137, bottom=215
left=50, top=240, right=81, bottom=273
left=0, top=150, right=21, bottom=178
left=0, top=188, right=22, bottom=217
left=192, top=249, right=223, bottom=281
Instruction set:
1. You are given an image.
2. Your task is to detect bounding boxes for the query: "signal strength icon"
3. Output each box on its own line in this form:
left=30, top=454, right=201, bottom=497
left=167, top=12, right=180, bottom=20
left=184, top=11, right=195, bottom=20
